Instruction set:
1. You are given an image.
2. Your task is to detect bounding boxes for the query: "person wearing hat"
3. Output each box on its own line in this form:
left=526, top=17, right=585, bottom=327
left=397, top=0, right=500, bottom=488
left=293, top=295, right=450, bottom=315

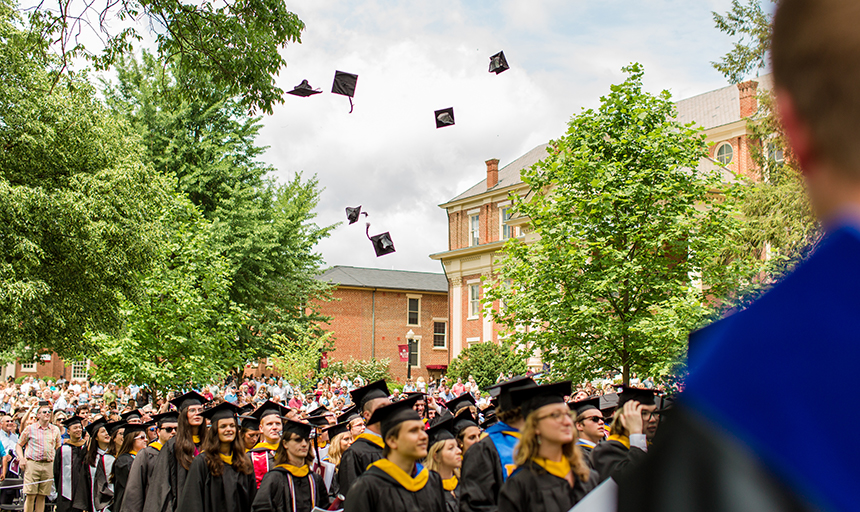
left=337, top=380, right=391, bottom=494
left=589, top=386, right=657, bottom=483
left=452, top=409, right=481, bottom=454
left=319, top=421, right=352, bottom=501
left=238, top=415, right=261, bottom=452
left=83, top=418, right=114, bottom=512
left=342, top=395, right=446, bottom=512
left=497, top=382, right=598, bottom=512
left=119, top=412, right=178, bottom=512
left=16, top=400, right=62, bottom=512
left=247, top=400, right=290, bottom=489
left=424, top=417, right=462, bottom=512
left=143, top=390, right=208, bottom=512
left=251, top=420, right=329, bottom=512
left=178, top=403, right=256, bottom=512
left=569, top=397, right=605, bottom=467
left=337, top=405, right=365, bottom=438
left=112, top=422, right=150, bottom=511
left=459, top=376, right=536, bottom=512
left=53, top=416, right=87, bottom=512
left=107, top=420, right=126, bottom=457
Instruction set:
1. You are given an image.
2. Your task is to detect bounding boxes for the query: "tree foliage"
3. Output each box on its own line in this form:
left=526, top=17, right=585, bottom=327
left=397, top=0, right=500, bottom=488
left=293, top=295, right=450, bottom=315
left=711, top=0, right=774, bottom=84
left=447, top=341, right=527, bottom=390
left=484, top=65, right=757, bottom=385
left=318, top=358, right=394, bottom=387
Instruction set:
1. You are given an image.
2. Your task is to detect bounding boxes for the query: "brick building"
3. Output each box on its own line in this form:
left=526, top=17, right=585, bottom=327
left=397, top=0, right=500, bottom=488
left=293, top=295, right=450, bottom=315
left=314, top=266, right=450, bottom=383
left=0, top=355, right=91, bottom=382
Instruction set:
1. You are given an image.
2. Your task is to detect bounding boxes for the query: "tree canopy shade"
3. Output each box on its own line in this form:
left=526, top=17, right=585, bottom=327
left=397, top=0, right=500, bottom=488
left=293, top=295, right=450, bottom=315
left=446, top=341, right=527, bottom=390
left=483, top=65, right=758, bottom=385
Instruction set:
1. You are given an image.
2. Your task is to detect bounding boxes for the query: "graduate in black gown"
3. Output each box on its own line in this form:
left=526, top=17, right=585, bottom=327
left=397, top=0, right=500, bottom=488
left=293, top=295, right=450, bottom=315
left=568, top=397, right=605, bottom=469
left=54, top=416, right=87, bottom=512
left=589, top=387, right=657, bottom=483
left=423, top=418, right=461, bottom=512
left=344, top=395, right=447, bottom=512
left=178, top=403, right=256, bottom=512
left=497, top=382, right=598, bottom=512
left=111, top=422, right=150, bottom=511
left=143, top=391, right=209, bottom=512
left=120, top=412, right=179, bottom=512
left=247, top=401, right=291, bottom=489
left=320, top=421, right=351, bottom=502
left=337, top=380, right=391, bottom=494
left=82, top=418, right=117, bottom=512
left=459, top=376, right=536, bottom=512
left=251, top=420, right=330, bottom=512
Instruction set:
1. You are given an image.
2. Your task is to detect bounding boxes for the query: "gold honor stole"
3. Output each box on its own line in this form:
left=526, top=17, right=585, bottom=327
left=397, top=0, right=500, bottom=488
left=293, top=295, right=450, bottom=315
left=355, top=432, right=385, bottom=449
left=220, top=452, right=233, bottom=465
left=608, top=434, right=631, bottom=449
left=442, top=475, right=458, bottom=491
left=150, top=441, right=163, bottom=452
left=253, top=441, right=281, bottom=452
left=533, top=457, right=571, bottom=479
left=369, top=459, right=429, bottom=492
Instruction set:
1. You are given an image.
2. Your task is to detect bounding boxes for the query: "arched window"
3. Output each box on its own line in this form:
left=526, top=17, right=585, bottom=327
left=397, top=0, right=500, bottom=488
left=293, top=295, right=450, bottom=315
left=716, top=142, right=734, bottom=165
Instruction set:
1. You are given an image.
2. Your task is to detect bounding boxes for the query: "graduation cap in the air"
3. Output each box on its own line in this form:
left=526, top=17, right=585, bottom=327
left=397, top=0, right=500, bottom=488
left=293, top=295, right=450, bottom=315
left=331, top=71, right=358, bottom=113
left=239, top=415, right=260, bottom=431
left=62, top=415, right=84, bottom=428
left=485, top=376, right=537, bottom=412
left=337, top=404, right=361, bottom=424
left=121, top=410, right=142, bottom=423
left=251, top=400, right=290, bottom=421
left=617, top=386, right=658, bottom=407
left=152, top=411, right=179, bottom=427
left=452, top=409, right=478, bottom=437
left=367, top=394, right=423, bottom=438
left=85, top=418, right=108, bottom=437
left=324, top=421, right=351, bottom=439
left=283, top=419, right=313, bottom=440
left=170, top=391, right=208, bottom=411
left=488, top=51, right=510, bottom=74
left=287, top=79, right=322, bottom=97
left=346, top=206, right=368, bottom=225
left=201, top=402, right=240, bottom=423
left=435, top=107, right=455, bottom=129
left=105, top=421, right=127, bottom=436
left=445, top=393, right=476, bottom=415
left=350, top=380, right=390, bottom=410
left=509, top=381, right=572, bottom=419
left=427, top=416, right=455, bottom=447
left=569, top=396, right=601, bottom=416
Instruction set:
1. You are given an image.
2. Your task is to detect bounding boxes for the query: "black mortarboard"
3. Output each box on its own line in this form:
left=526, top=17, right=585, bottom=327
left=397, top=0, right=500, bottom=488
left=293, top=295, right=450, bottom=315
left=38, top=400, right=50, bottom=407
left=404, top=392, right=426, bottom=401
left=287, top=79, right=322, bottom=97
left=346, top=206, right=368, bottom=225
left=283, top=419, right=313, bottom=440
left=121, top=410, right=142, bottom=422
left=369, top=232, right=395, bottom=257
left=452, top=410, right=478, bottom=437
left=485, top=376, right=536, bottom=412
left=434, top=107, right=455, bottom=129
left=481, top=405, right=496, bottom=418
left=332, top=71, right=358, bottom=113
left=307, top=406, right=328, bottom=418
left=169, top=391, right=208, bottom=410
left=350, top=380, right=390, bottom=410
left=367, top=394, right=422, bottom=439
left=63, top=416, right=84, bottom=428
left=251, top=400, right=290, bottom=420
left=617, top=386, right=658, bottom=407
left=239, top=415, right=260, bottom=431
left=509, top=381, right=572, bottom=419
left=430, top=408, right=454, bottom=428
left=91, top=407, right=101, bottom=415
left=152, top=411, right=179, bottom=426
left=324, top=422, right=351, bottom=439
left=488, top=51, right=510, bottom=75
left=201, top=402, right=240, bottom=423
left=338, top=404, right=360, bottom=424
left=445, top=393, right=476, bottom=415
left=656, top=394, right=676, bottom=413
left=569, top=396, right=601, bottom=416
left=105, top=421, right=127, bottom=436
left=599, top=393, right=619, bottom=414
left=480, top=414, right=498, bottom=429
left=306, top=415, right=331, bottom=428
left=122, top=422, right=149, bottom=436
left=85, top=418, right=107, bottom=437
left=427, top=417, right=455, bottom=447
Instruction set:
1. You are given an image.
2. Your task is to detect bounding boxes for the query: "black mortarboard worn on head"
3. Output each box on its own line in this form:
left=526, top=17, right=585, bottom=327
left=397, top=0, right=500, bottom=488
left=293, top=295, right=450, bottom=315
left=331, top=71, right=358, bottom=113
left=445, top=393, right=476, bottom=415
left=617, top=386, right=658, bottom=407
left=306, top=415, right=331, bottom=428
left=435, top=107, right=455, bottom=129
left=201, top=402, right=240, bottom=423
left=350, top=380, right=390, bottom=410
left=239, top=415, right=260, bottom=431
left=63, top=416, right=84, bottom=428
left=509, top=381, right=572, bottom=419
left=367, top=394, right=423, bottom=439
left=427, top=417, right=455, bottom=447
left=283, top=419, right=313, bottom=440
left=122, top=422, right=149, bottom=436
left=91, top=407, right=101, bottom=415
left=599, top=393, right=619, bottom=414
left=430, top=408, right=453, bottom=428
left=251, top=400, right=290, bottom=420
left=121, top=410, right=142, bottom=422
left=569, top=396, right=601, bottom=416
left=484, top=376, right=537, bottom=412
left=488, top=51, right=510, bottom=74
left=86, top=418, right=107, bottom=437
left=287, top=79, right=322, bottom=97
left=346, top=206, right=368, bottom=225
left=152, top=411, right=179, bottom=426
left=480, top=414, right=498, bottom=429
left=170, top=391, right=208, bottom=411
left=338, top=404, right=360, bottom=424
left=404, top=392, right=426, bottom=401
left=656, top=394, right=676, bottom=413
left=106, top=421, right=127, bottom=436
left=38, top=400, right=50, bottom=407
left=308, top=406, right=328, bottom=418
left=482, top=405, right=496, bottom=418
left=452, top=409, right=478, bottom=437
left=324, top=421, right=350, bottom=439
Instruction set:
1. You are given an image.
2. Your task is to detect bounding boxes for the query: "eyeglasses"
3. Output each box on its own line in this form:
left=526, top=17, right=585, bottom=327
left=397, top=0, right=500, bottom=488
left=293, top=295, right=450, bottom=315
left=135, top=434, right=146, bottom=440
left=537, top=410, right=573, bottom=422
left=160, top=427, right=176, bottom=433
left=641, top=411, right=661, bottom=420
left=581, top=415, right=604, bottom=424
left=148, top=427, right=156, bottom=432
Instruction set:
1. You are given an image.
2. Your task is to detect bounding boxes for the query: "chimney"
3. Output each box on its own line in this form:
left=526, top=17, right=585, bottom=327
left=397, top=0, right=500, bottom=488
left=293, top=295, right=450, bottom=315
left=486, top=158, right=500, bottom=189
left=738, top=79, right=759, bottom=118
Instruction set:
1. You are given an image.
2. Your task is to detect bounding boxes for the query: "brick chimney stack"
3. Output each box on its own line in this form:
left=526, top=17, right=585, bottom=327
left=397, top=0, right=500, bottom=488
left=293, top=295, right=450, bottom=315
left=738, top=79, right=759, bottom=118
left=486, top=158, right=500, bottom=189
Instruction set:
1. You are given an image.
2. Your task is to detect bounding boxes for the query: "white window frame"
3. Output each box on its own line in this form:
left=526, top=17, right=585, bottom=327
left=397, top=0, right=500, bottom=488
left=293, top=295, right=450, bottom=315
left=71, top=360, right=89, bottom=381
left=406, top=295, right=421, bottom=326
left=469, top=214, right=480, bottom=246
left=468, top=284, right=481, bottom=319
left=20, top=362, right=36, bottom=373
left=432, top=321, right=447, bottom=349
left=500, top=206, right=516, bottom=240
left=407, top=336, right=422, bottom=368
left=716, top=142, right=734, bottom=165
left=767, top=141, right=784, bottom=163
left=466, top=337, right=481, bottom=348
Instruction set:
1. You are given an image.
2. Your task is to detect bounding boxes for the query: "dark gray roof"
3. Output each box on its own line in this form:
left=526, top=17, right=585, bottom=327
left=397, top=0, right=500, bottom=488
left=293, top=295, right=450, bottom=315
left=445, top=143, right=550, bottom=204
left=316, top=266, right=448, bottom=293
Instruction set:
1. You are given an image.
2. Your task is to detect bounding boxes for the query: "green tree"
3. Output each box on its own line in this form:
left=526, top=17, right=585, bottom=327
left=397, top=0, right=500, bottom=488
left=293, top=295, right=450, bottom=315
left=318, top=358, right=394, bottom=386
left=711, top=0, right=774, bottom=84
left=271, top=331, right=330, bottom=389
left=447, top=341, right=527, bottom=390
left=484, top=65, right=756, bottom=385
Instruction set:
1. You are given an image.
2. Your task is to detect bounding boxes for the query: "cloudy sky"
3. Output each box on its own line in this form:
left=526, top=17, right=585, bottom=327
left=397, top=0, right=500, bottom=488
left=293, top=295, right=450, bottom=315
left=255, top=0, right=750, bottom=273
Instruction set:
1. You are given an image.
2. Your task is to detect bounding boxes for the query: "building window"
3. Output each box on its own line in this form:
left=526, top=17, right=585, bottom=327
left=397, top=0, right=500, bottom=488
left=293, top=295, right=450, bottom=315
left=469, top=214, right=480, bottom=246
left=501, top=207, right=516, bottom=240
left=767, top=141, right=784, bottom=163
left=407, top=297, right=420, bottom=325
left=466, top=337, right=481, bottom=348
left=20, top=362, right=36, bottom=372
left=716, top=142, right=733, bottom=165
left=407, top=337, right=421, bottom=367
left=71, top=360, right=89, bottom=381
left=469, top=284, right=481, bottom=318
left=433, top=322, right=447, bottom=348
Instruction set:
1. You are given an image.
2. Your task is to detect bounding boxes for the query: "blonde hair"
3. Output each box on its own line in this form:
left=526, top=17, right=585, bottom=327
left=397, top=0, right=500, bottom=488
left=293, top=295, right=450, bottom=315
left=513, top=409, right=590, bottom=482
left=424, top=439, right=460, bottom=478
left=327, top=432, right=350, bottom=467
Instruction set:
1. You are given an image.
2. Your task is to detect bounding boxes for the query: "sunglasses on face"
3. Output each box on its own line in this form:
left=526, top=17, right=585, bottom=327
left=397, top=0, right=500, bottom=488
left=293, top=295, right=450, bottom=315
left=582, top=416, right=605, bottom=424
left=160, top=427, right=176, bottom=433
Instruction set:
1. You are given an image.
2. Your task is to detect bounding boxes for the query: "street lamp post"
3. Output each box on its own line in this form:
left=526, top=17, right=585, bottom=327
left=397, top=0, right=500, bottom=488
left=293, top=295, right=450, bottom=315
left=406, top=329, right=415, bottom=380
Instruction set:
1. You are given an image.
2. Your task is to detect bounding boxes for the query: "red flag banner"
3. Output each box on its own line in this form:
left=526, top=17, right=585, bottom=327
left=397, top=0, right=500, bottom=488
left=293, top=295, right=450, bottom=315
left=398, top=345, right=409, bottom=362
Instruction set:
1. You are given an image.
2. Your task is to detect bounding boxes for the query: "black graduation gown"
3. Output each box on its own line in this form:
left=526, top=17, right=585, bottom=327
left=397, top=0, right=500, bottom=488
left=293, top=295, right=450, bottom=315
left=120, top=443, right=160, bottom=512
left=458, top=435, right=505, bottom=512
left=112, top=453, right=134, bottom=511
left=83, top=452, right=115, bottom=512
left=576, top=445, right=594, bottom=469
left=53, top=442, right=87, bottom=512
left=589, top=439, right=646, bottom=483
left=336, top=437, right=382, bottom=494
left=143, top=437, right=201, bottom=512
left=178, top=454, right=256, bottom=512
left=251, top=466, right=330, bottom=512
left=497, top=462, right=599, bottom=512
left=343, top=465, right=447, bottom=512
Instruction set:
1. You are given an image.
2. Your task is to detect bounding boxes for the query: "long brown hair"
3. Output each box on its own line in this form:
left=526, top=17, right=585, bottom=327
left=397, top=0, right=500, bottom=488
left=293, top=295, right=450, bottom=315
left=273, top=432, right=315, bottom=467
left=84, top=426, right=107, bottom=467
left=326, top=432, right=351, bottom=467
left=201, top=418, right=252, bottom=477
left=513, top=409, right=590, bottom=482
left=175, top=407, right=204, bottom=470
left=108, top=427, right=124, bottom=457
